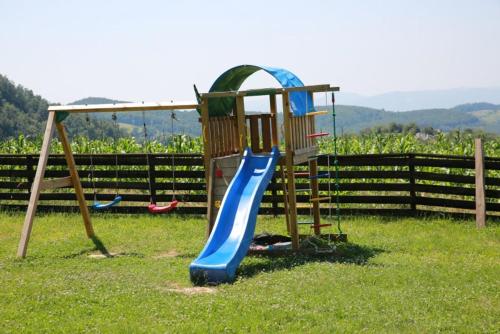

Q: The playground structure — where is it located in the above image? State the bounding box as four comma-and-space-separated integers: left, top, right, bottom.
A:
199, 68, 342, 244
16, 65, 345, 284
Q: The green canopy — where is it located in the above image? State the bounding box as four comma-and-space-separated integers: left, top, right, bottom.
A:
198, 65, 314, 117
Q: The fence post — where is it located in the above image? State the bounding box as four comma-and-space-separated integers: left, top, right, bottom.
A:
475, 138, 486, 228
26, 155, 35, 194
271, 173, 278, 217
148, 155, 157, 204
408, 153, 417, 213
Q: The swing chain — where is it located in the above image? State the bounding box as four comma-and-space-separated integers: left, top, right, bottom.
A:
170, 111, 177, 201
112, 112, 119, 196
331, 93, 342, 234
142, 111, 154, 204
86, 113, 97, 202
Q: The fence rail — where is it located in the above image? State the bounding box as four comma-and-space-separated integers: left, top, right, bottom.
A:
0, 153, 499, 217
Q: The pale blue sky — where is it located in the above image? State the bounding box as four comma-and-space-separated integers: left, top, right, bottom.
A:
1, 0, 499, 103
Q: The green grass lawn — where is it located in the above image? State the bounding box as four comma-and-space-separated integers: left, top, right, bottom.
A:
0, 212, 498, 333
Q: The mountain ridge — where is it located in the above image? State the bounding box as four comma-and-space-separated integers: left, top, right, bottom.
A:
1, 73, 499, 141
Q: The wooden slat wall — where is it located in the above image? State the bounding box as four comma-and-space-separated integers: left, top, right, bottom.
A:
208, 116, 239, 157
290, 115, 315, 151
0, 153, 499, 216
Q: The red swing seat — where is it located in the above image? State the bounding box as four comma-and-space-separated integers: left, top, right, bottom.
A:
147, 200, 179, 214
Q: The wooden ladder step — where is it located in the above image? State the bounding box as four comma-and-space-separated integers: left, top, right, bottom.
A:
306, 132, 329, 138
310, 223, 332, 228
310, 197, 330, 202
39, 176, 73, 191
306, 110, 328, 117
308, 173, 330, 179
298, 220, 313, 225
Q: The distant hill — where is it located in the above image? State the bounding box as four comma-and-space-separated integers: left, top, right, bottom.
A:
70, 98, 200, 140
338, 87, 500, 111
1, 73, 498, 141
70, 97, 128, 105
314, 103, 500, 134
0, 75, 119, 140
68, 99, 500, 137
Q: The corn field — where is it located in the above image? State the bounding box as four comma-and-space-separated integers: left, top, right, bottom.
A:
0, 132, 498, 156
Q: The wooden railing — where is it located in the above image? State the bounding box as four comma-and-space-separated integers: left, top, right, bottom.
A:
0, 153, 499, 217
290, 115, 315, 151
245, 114, 276, 153
207, 116, 239, 158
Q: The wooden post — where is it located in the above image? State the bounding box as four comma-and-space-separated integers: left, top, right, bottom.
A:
269, 94, 279, 146
309, 158, 321, 235
25, 155, 35, 195
235, 95, 247, 152
206, 159, 216, 237
17, 112, 56, 258
55, 122, 94, 238
271, 172, 278, 217
200, 97, 211, 181
475, 138, 486, 228
280, 160, 291, 234
282, 91, 299, 250
148, 155, 157, 204
408, 153, 417, 212
200, 97, 213, 234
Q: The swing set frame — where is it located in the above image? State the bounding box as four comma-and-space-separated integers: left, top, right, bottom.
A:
16, 101, 199, 258
17, 84, 345, 258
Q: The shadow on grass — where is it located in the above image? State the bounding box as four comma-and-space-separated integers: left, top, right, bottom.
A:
62, 235, 144, 259
237, 243, 384, 280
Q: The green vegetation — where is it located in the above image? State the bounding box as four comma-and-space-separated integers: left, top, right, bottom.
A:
0, 75, 119, 140
314, 103, 500, 134
2, 74, 500, 144
1, 130, 498, 157
81, 102, 500, 139
319, 131, 499, 157
0, 212, 498, 333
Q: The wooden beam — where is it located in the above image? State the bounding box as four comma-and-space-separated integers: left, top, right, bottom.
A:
475, 138, 486, 228
249, 115, 260, 153
55, 122, 95, 238
201, 84, 340, 98
49, 101, 199, 113
282, 91, 299, 250
261, 115, 272, 152
306, 110, 329, 117
309, 158, 321, 235
269, 95, 279, 146
200, 97, 211, 175
206, 159, 216, 238
235, 96, 247, 152
17, 112, 56, 258
39, 176, 73, 191
200, 97, 214, 235
279, 161, 290, 234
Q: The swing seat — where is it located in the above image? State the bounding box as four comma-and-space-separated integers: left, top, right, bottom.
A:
147, 200, 179, 214
92, 195, 123, 210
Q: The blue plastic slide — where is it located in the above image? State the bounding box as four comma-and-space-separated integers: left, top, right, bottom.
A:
190, 146, 280, 284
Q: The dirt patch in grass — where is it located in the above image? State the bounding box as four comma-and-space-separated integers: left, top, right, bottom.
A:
161, 282, 217, 295
87, 252, 121, 259
152, 250, 180, 259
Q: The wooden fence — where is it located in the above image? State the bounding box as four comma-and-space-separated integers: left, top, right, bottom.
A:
0, 153, 499, 217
